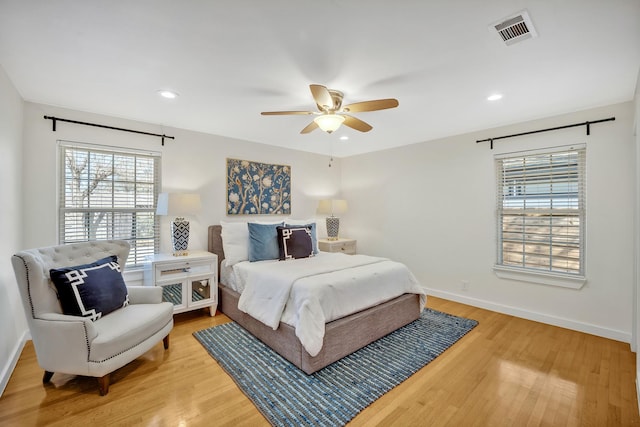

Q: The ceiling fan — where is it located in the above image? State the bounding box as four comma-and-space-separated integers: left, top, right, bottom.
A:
261, 84, 399, 134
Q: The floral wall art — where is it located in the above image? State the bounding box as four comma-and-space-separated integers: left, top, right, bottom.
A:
226, 158, 291, 215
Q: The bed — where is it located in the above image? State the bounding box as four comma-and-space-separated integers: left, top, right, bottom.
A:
208, 224, 426, 374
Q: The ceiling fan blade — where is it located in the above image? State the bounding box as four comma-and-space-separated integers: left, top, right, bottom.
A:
310, 84, 334, 111
342, 98, 399, 113
343, 115, 373, 132
261, 111, 314, 115
300, 121, 319, 134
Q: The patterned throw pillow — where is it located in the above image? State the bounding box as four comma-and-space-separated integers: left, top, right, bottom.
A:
284, 219, 319, 254
50, 255, 129, 321
276, 226, 314, 260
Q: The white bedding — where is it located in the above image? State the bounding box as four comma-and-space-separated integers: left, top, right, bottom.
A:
229, 252, 426, 356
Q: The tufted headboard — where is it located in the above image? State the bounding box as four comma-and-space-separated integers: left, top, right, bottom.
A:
207, 225, 225, 274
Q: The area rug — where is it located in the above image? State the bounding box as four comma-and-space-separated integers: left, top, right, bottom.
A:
193, 308, 477, 427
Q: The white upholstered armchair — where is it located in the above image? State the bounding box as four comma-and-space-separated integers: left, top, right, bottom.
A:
11, 240, 174, 395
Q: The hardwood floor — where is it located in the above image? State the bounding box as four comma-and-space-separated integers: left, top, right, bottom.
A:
1, 297, 638, 426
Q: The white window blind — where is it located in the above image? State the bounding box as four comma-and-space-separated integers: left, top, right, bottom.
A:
58, 141, 161, 268
496, 145, 585, 276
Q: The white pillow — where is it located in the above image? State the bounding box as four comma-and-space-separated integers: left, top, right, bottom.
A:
253, 219, 286, 225
284, 217, 316, 225
220, 221, 249, 266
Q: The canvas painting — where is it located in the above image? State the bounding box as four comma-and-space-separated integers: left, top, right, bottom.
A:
226, 158, 291, 215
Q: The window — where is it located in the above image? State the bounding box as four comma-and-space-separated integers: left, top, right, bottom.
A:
58, 141, 161, 268
495, 145, 585, 281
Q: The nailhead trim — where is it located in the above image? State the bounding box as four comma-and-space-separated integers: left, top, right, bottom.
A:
88, 320, 172, 363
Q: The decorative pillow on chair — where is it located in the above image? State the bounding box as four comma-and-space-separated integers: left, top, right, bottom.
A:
276, 226, 314, 260
248, 222, 283, 262
50, 255, 129, 321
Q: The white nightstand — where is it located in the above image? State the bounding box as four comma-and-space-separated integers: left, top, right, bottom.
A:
144, 251, 218, 316
318, 238, 357, 255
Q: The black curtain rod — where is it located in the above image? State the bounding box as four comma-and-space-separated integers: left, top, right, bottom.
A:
43, 115, 175, 146
476, 117, 615, 149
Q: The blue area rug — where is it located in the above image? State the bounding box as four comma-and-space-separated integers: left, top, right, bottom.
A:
193, 308, 477, 427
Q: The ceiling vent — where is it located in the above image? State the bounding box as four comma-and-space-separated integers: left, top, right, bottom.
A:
490, 10, 538, 46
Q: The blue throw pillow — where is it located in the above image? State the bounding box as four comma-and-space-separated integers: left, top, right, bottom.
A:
50, 255, 129, 321
248, 222, 284, 262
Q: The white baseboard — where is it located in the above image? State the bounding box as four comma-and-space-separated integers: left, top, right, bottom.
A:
426, 288, 631, 343
637, 377, 640, 416
0, 330, 29, 397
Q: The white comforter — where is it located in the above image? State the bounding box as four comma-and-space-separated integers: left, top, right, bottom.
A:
235, 252, 426, 356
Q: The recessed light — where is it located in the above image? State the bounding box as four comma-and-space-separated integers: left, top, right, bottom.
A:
487, 93, 503, 101
158, 90, 179, 99
340, 136, 349, 141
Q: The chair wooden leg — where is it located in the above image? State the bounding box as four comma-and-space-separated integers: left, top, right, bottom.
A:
43, 371, 54, 383
163, 334, 170, 350
97, 374, 110, 396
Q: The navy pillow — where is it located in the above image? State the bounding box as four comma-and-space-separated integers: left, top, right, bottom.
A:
277, 226, 314, 260
50, 255, 129, 321
286, 222, 319, 255
248, 222, 284, 262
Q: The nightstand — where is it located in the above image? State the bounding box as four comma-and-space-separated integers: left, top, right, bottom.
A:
318, 238, 357, 255
144, 251, 218, 316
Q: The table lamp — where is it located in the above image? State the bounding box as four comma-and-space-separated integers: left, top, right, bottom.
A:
317, 199, 347, 241
156, 192, 202, 256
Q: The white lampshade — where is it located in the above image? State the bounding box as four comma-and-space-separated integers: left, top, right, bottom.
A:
156, 193, 201, 256
156, 193, 202, 217
314, 114, 345, 133
317, 199, 348, 216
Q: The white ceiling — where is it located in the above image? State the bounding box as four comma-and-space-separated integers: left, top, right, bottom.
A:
1, 1, 639, 157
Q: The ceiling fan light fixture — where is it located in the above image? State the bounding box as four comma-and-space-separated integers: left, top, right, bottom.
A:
262, 84, 398, 134
314, 114, 345, 133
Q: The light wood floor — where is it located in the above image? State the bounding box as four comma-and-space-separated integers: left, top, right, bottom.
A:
1, 297, 639, 426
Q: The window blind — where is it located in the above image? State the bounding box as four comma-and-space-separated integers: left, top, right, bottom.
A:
58, 141, 161, 268
496, 145, 585, 276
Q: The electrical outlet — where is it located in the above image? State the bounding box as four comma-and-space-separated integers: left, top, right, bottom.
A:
461, 280, 469, 291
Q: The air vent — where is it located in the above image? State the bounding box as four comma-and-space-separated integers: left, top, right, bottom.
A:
490, 10, 538, 46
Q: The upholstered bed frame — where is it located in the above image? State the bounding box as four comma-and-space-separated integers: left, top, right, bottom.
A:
208, 225, 421, 374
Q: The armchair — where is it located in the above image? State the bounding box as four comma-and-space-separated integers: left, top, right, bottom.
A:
11, 240, 174, 395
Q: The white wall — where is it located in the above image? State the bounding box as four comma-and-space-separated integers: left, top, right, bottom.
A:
0, 66, 27, 395
342, 101, 636, 342
21, 102, 341, 272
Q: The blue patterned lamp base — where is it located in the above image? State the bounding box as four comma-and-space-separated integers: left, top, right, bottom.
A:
171, 217, 190, 256
326, 216, 340, 241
